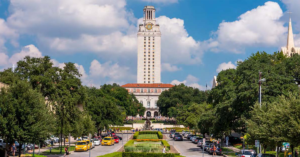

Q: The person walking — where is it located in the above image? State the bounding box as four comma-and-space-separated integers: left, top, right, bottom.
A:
213, 144, 217, 156
64, 145, 69, 157
162, 146, 166, 153
11, 143, 16, 157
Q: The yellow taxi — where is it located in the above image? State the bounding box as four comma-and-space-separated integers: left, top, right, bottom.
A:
85, 140, 92, 150
75, 141, 88, 152
101, 137, 115, 146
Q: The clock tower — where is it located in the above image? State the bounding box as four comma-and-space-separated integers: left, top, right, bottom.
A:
137, 6, 161, 83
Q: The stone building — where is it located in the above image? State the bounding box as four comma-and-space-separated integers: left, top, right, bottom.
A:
121, 83, 173, 117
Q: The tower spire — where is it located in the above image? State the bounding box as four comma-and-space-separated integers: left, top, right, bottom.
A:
287, 17, 295, 50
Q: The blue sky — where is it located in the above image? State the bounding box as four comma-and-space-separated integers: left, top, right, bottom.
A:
0, 0, 299, 89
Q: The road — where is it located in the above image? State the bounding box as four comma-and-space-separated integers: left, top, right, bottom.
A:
167, 136, 219, 157
62, 133, 131, 157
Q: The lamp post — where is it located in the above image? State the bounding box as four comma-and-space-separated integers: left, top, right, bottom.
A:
258, 71, 265, 154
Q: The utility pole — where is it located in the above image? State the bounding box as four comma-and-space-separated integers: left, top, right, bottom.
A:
258, 71, 265, 154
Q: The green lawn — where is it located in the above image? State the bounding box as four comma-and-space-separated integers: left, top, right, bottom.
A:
137, 134, 159, 139
41, 146, 75, 154
24, 154, 47, 157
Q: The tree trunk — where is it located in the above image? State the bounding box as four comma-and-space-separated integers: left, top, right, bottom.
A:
264, 144, 267, 153
18, 141, 21, 157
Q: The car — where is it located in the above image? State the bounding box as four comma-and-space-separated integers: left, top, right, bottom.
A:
93, 138, 101, 146
190, 135, 198, 141
187, 134, 196, 140
75, 141, 88, 152
101, 137, 115, 146
184, 132, 190, 138
90, 139, 95, 148
84, 140, 92, 150
193, 137, 202, 144
117, 136, 122, 140
82, 136, 88, 141
174, 135, 183, 141
203, 141, 213, 151
114, 136, 119, 143
238, 149, 257, 157
257, 154, 276, 157
94, 136, 102, 142
197, 140, 203, 147
172, 133, 180, 138
207, 145, 222, 155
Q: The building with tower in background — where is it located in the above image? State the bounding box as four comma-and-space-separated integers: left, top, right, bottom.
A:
122, 6, 173, 118
281, 18, 300, 56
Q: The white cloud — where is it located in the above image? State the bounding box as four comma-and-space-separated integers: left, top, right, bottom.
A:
206, 1, 286, 53
0, 19, 18, 51
171, 75, 208, 91
157, 16, 203, 64
216, 61, 236, 73
161, 63, 181, 72
141, 0, 178, 4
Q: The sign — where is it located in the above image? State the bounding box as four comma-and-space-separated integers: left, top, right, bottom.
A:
255, 140, 260, 147
203, 138, 206, 146
282, 142, 290, 151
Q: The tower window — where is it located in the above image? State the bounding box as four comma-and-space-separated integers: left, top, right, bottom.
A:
148, 81, 150, 83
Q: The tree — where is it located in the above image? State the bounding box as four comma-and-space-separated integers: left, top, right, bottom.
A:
157, 84, 207, 117
0, 80, 54, 157
85, 87, 123, 136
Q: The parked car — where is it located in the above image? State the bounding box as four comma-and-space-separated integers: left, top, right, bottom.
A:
114, 137, 119, 143
203, 141, 213, 151
238, 149, 257, 157
257, 154, 275, 157
183, 132, 190, 137
84, 140, 91, 150
173, 133, 180, 138
197, 140, 203, 147
101, 137, 115, 146
187, 134, 197, 140
75, 141, 88, 152
174, 135, 183, 141
93, 138, 100, 146
207, 144, 222, 155
90, 139, 95, 148
193, 138, 202, 144
190, 135, 198, 141
117, 136, 122, 140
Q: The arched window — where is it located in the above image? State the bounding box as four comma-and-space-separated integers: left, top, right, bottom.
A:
155, 89, 157, 93
147, 88, 150, 93
147, 101, 150, 107
141, 88, 143, 93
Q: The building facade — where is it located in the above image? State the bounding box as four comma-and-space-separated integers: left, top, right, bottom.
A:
121, 83, 173, 118
281, 18, 300, 56
137, 6, 161, 83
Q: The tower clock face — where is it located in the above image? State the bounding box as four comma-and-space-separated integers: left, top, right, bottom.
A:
146, 23, 153, 30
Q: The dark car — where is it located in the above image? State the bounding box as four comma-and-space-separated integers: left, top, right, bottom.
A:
193, 137, 202, 144
187, 134, 197, 140
117, 136, 122, 140
229, 136, 242, 145
174, 135, 183, 141
173, 133, 180, 138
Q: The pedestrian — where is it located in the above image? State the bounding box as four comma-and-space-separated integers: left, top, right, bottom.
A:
295, 150, 298, 157
162, 146, 166, 153
213, 144, 217, 156
11, 143, 16, 156
64, 145, 69, 157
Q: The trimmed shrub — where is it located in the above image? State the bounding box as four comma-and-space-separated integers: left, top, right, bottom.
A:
122, 152, 180, 157
157, 131, 163, 139
125, 140, 135, 147
161, 140, 170, 150
135, 139, 161, 142
139, 131, 159, 135
110, 127, 133, 131
97, 152, 122, 157
133, 132, 139, 139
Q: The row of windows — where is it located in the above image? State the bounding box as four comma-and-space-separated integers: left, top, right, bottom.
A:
144, 71, 155, 73
144, 58, 155, 60
144, 48, 155, 50
144, 55, 155, 57
144, 37, 155, 40
144, 45, 155, 47
144, 65, 155, 67
144, 61, 155, 63
140, 100, 157, 107
144, 68, 155, 70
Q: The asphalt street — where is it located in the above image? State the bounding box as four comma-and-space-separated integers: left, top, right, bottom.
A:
167, 136, 219, 157
62, 133, 131, 157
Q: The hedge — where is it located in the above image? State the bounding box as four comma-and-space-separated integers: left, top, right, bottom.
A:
157, 131, 163, 139
133, 132, 139, 139
97, 152, 122, 157
124, 140, 135, 147
161, 140, 170, 150
123, 152, 180, 157
110, 127, 133, 131
134, 131, 162, 139
134, 139, 161, 142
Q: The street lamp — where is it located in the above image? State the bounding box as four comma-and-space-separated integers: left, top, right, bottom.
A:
258, 72, 266, 108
